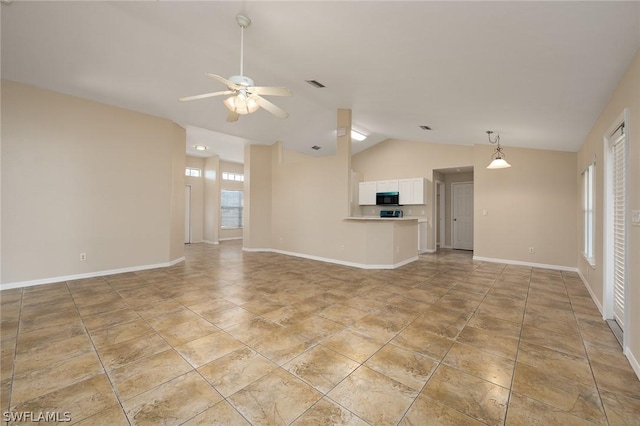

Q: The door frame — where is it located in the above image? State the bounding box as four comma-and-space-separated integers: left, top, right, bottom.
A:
603, 109, 629, 351
434, 180, 446, 248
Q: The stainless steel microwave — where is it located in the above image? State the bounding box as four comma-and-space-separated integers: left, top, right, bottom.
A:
376, 191, 400, 205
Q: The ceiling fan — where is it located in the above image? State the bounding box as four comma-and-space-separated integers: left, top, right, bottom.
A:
179, 14, 292, 122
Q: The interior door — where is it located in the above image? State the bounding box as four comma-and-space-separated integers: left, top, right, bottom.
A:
452, 182, 474, 250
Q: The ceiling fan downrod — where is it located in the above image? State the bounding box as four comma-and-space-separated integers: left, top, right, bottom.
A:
236, 14, 251, 77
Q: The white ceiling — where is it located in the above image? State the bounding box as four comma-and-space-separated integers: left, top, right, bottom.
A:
2, 1, 639, 163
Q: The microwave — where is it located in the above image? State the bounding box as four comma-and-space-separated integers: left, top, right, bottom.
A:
376, 191, 400, 205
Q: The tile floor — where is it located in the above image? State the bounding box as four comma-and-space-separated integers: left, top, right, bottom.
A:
1, 241, 640, 425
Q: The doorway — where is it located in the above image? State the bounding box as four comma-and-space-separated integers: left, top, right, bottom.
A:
452, 182, 474, 250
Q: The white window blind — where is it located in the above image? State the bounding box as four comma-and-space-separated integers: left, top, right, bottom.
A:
611, 123, 626, 329
221, 190, 243, 229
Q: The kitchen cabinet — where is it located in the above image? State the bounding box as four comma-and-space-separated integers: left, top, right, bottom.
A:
399, 178, 426, 205
376, 180, 399, 193
358, 178, 426, 205
358, 181, 377, 205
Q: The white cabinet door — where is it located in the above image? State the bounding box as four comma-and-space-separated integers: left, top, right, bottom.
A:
376, 180, 399, 193
411, 178, 425, 204
399, 179, 413, 205
358, 181, 377, 205
399, 178, 425, 205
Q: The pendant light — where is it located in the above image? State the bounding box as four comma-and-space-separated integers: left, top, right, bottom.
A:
486, 131, 511, 169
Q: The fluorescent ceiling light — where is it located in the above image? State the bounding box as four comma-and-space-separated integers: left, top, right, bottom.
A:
351, 130, 367, 141
194, 145, 208, 151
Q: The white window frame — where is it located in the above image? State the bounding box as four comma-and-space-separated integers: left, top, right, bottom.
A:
222, 172, 244, 182
185, 167, 201, 177
220, 189, 243, 229
582, 162, 595, 266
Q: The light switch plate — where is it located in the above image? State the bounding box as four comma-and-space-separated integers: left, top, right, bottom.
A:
632, 210, 640, 226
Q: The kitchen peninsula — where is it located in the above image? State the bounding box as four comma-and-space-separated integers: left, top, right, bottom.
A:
343, 216, 419, 268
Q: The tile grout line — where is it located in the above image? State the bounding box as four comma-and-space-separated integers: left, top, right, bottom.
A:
502, 265, 533, 426
66, 276, 133, 426
5, 286, 25, 414
563, 270, 611, 426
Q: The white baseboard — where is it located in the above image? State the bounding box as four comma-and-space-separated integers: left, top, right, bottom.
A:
1, 257, 186, 291
421, 249, 437, 254
626, 348, 640, 381
576, 268, 604, 315
243, 247, 417, 270
577, 270, 640, 381
203, 240, 219, 245
242, 247, 271, 252
472, 256, 579, 272
219, 237, 243, 241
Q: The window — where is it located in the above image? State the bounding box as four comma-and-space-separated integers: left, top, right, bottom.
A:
222, 172, 244, 182
185, 167, 201, 177
582, 163, 595, 264
221, 190, 243, 229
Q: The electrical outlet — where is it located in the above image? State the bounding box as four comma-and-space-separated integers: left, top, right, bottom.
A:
528, 247, 535, 254
80, 253, 87, 261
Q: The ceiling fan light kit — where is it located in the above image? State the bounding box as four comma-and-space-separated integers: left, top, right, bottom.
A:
179, 14, 292, 122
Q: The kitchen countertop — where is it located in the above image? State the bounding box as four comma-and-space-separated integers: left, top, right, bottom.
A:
345, 216, 424, 222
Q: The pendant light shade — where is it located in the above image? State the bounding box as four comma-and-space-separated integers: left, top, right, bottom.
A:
487, 157, 511, 169
486, 131, 511, 169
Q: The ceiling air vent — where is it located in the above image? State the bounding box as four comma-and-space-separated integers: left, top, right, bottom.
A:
306, 80, 326, 88
311, 145, 322, 150
419, 125, 432, 130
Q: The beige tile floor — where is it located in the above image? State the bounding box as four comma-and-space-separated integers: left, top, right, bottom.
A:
1, 241, 640, 425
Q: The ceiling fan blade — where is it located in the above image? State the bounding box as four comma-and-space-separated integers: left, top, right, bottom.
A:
250, 86, 292, 97
227, 110, 240, 122
205, 73, 240, 90
179, 90, 234, 102
253, 95, 289, 119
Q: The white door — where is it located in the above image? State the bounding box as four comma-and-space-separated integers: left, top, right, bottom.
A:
185, 185, 191, 244
607, 122, 627, 330
452, 182, 474, 250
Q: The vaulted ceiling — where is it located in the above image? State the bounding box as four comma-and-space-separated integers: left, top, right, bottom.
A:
2, 1, 639, 162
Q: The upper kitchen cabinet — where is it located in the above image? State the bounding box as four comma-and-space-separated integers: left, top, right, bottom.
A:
376, 180, 399, 193
399, 178, 426, 205
358, 181, 377, 205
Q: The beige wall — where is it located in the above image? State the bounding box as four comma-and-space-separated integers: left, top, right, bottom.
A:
473, 144, 577, 267
1, 80, 185, 286
246, 109, 379, 264
269, 119, 355, 260
244, 145, 272, 250
352, 139, 577, 264
352, 139, 474, 251
203, 155, 220, 244
185, 156, 205, 243
577, 50, 640, 369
